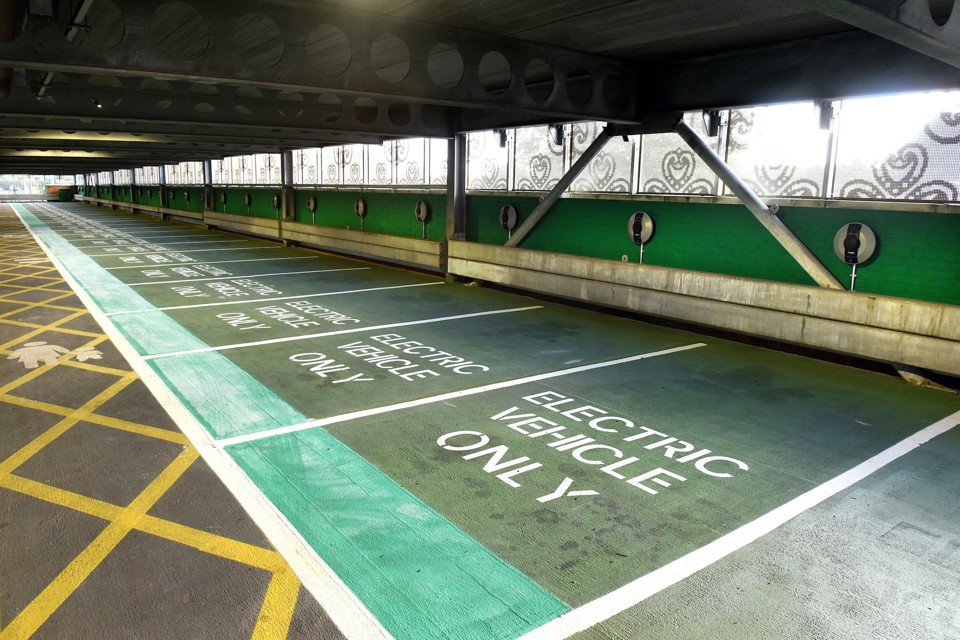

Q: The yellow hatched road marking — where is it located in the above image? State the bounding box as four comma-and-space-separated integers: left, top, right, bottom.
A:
0, 448, 199, 640
0, 372, 138, 476
0, 473, 283, 572
0, 275, 66, 287
0, 393, 190, 445
58, 359, 130, 377
0, 288, 75, 303
0, 205, 305, 638
0, 301, 86, 319
0, 333, 113, 394
0, 310, 93, 350
0, 318, 100, 339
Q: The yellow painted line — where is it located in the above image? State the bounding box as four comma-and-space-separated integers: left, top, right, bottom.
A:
252, 568, 302, 640
0, 372, 138, 476
0, 474, 118, 521
52, 358, 129, 377
86, 414, 190, 446
138, 516, 285, 573
0, 448, 199, 640
0, 392, 74, 417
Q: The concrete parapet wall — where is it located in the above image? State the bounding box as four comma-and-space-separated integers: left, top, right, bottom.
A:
282, 221, 442, 271
204, 210, 280, 238
448, 241, 960, 376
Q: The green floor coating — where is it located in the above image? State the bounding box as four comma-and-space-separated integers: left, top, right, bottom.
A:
17, 203, 960, 640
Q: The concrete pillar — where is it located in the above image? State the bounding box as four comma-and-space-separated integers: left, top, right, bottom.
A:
281, 150, 295, 221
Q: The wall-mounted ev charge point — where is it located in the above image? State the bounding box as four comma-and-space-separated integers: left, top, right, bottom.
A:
499, 204, 518, 238
833, 222, 877, 291
218, 191, 227, 208
355, 198, 367, 230
242, 192, 252, 213
307, 195, 318, 223
182, 191, 190, 202
272, 193, 281, 219
415, 200, 431, 238
627, 211, 655, 263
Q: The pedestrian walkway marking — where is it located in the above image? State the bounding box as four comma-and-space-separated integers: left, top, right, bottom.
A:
218, 342, 706, 447
106, 281, 436, 316
518, 408, 960, 640
143, 303, 543, 359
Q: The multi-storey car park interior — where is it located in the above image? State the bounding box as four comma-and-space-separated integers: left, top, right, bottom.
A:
1, 1, 959, 639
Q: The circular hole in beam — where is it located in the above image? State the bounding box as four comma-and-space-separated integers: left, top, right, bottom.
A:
151, 1, 210, 61
524, 58, 554, 102
387, 103, 411, 127
233, 13, 285, 68
428, 43, 463, 89
306, 24, 351, 75
68, 0, 124, 53
370, 33, 411, 83
479, 51, 511, 96
354, 98, 379, 124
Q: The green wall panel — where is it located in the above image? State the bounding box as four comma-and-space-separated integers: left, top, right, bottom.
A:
210, 187, 283, 219
294, 189, 446, 241
466, 195, 960, 305
164, 186, 205, 213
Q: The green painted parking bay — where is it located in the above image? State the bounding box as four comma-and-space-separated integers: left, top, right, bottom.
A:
17, 203, 960, 640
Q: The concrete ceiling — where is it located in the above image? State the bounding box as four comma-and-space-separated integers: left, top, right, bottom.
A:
1, 0, 959, 174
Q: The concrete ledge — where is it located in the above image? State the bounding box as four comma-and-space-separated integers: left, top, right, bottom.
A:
282, 221, 442, 271
448, 242, 960, 376
203, 210, 280, 238
160, 206, 202, 221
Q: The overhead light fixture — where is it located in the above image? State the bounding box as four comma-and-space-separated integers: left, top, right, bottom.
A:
814, 100, 836, 130
548, 124, 564, 146
702, 109, 721, 137
91, 98, 102, 109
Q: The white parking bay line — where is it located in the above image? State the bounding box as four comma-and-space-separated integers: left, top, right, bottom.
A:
95, 267, 371, 289
72, 239, 249, 248
87, 246, 280, 257
143, 304, 544, 360
217, 343, 707, 447
515, 408, 960, 640
104, 256, 319, 270
106, 281, 441, 316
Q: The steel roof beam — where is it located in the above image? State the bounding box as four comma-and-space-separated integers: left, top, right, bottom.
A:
0, 77, 451, 139
814, 0, 960, 69
0, 0, 638, 123
639, 30, 960, 115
